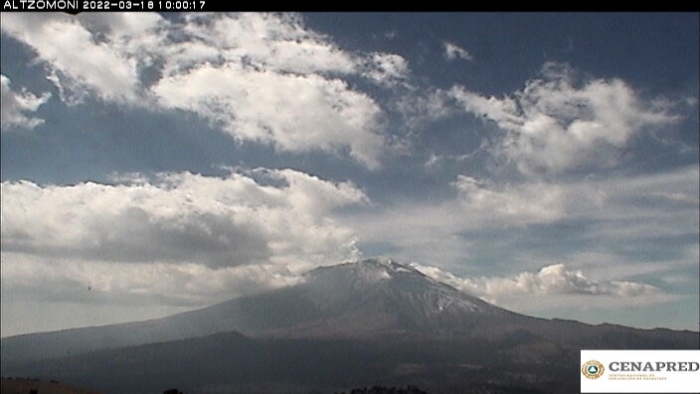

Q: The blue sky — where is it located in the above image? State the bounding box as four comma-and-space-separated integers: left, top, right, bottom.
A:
1, 12, 698, 336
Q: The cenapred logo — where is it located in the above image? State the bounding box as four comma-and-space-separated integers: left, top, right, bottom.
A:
581, 350, 700, 393
582, 360, 605, 379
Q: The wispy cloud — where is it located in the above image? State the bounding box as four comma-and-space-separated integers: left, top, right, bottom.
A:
347, 165, 698, 282
443, 41, 473, 61
453, 176, 565, 224
0, 253, 305, 307
0, 74, 50, 130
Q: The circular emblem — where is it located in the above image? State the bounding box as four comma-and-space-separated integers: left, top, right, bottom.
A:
582, 360, 605, 379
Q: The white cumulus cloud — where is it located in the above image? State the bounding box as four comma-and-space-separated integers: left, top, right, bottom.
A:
0, 169, 366, 269
413, 263, 661, 299
0, 13, 154, 104
448, 62, 679, 175
152, 63, 384, 168
410, 262, 671, 315
1, 12, 411, 168
0, 168, 368, 307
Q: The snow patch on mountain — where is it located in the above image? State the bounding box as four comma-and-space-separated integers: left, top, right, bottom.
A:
304, 258, 509, 322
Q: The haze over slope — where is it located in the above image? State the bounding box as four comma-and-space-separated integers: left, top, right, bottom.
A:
1, 259, 511, 363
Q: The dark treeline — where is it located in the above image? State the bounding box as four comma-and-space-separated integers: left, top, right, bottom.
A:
335, 386, 429, 394
159, 386, 426, 394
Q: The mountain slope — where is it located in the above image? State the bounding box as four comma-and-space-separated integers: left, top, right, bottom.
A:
4, 325, 697, 394
2, 258, 512, 364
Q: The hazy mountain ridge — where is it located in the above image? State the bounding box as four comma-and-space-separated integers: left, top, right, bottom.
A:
1, 259, 513, 363
1, 377, 101, 394
2, 258, 698, 393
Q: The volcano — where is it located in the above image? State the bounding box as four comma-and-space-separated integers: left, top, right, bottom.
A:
2, 258, 698, 394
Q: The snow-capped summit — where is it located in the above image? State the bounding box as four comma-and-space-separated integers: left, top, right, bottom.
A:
307, 258, 418, 286
289, 258, 511, 337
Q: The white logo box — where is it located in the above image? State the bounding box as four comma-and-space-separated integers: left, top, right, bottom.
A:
581, 350, 700, 393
